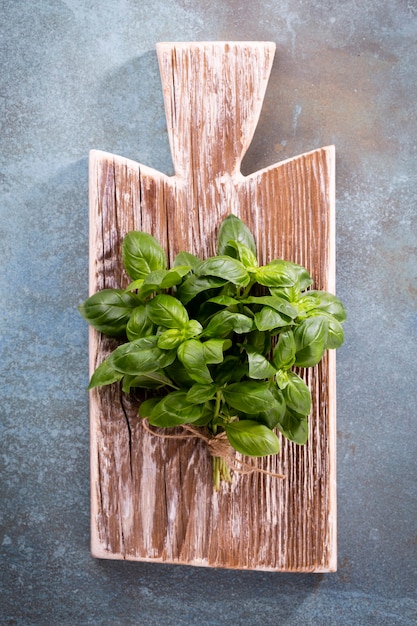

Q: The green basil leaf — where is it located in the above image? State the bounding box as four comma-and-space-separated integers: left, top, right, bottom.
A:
217, 214, 257, 258
122, 231, 166, 279
294, 316, 328, 367
177, 339, 212, 384
157, 328, 185, 349
227, 240, 258, 268
122, 371, 173, 392
256, 387, 286, 429
254, 306, 292, 331
87, 356, 123, 389
185, 319, 204, 338
256, 260, 312, 289
282, 372, 311, 414
303, 290, 347, 322
245, 347, 277, 379
164, 359, 196, 386
126, 304, 154, 341
268, 260, 313, 290
206, 295, 239, 306
276, 409, 309, 445
173, 251, 201, 269
275, 369, 289, 389
324, 315, 345, 349
246, 329, 271, 355
223, 382, 276, 414
272, 329, 296, 370
176, 275, 227, 304
78, 289, 139, 337
147, 294, 189, 329
148, 391, 208, 427
195, 256, 250, 287
202, 338, 230, 364
138, 268, 189, 298
138, 397, 161, 418
203, 310, 253, 338
270, 284, 301, 304
111, 336, 176, 374
124, 279, 144, 292
224, 420, 279, 456
213, 356, 248, 385
244, 295, 298, 319
186, 384, 217, 404
306, 311, 345, 349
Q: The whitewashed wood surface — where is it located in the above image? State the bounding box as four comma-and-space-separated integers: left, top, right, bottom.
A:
88, 41, 336, 571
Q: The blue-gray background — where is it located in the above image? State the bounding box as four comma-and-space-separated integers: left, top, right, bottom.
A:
1, 1, 416, 624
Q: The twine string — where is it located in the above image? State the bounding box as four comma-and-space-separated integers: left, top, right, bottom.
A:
141, 419, 285, 480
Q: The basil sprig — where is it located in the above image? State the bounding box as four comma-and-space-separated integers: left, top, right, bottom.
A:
79, 214, 346, 486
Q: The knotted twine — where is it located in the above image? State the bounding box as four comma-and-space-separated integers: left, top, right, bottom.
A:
141, 419, 285, 480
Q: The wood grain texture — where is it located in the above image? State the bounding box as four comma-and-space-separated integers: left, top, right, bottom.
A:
89, 42, 337, 571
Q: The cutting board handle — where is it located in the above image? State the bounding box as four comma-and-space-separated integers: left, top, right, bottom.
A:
156, 42, 276, 179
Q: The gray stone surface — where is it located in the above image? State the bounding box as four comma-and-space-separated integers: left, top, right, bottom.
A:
1, 1, 416, 624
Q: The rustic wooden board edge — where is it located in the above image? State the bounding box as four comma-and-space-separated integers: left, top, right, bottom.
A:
87, 145, 337, 572
90, 42, 337, 573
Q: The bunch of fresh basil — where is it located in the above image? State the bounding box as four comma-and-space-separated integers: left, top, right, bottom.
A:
79, 215, 346, 483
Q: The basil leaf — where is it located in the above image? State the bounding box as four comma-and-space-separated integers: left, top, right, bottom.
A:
138, 397, 161, 417
207, 295, 239, 307
272, 329, 296, 370
122, 371, 173, 392
203, 310, 253, 338
294, 316, 328, 367
324, 315, 345, 349
276, 409, 309, 445
176, 275, 227, 304
78, 289, 139, 337
282, 372, 311, 414
254, 306, 292, 331
164, 359, 196, 386
124, 279, 144, 292
148, 391, 208, 427
306, 311, 345, 349
224, 420, 279, 456
270, 284, 301, 304
244, 295, 298, 319
126, 304, 154, 341
177, 339, 213, 384
88, 356, 123, 389
157, 328, 185, 349
202, 338, 230, 363
269, 260, 313, 290
147, 294, 189, 329
173, 251, 200, 269
111, 336, 176, 374
245, 347, 277, 380
186, 384, 217, 404
195, 256, 250, 287
185, 319, 204, 338
223, 382, 276, 414
122, 231, 166, 279
214, 356, 248, 385
256, 260, 312, 289
303, 290, 347, 322
227, 241, 258, 268
217, 214, 257, 258
256, 388, 286, 429
139, 268, 190, 298
275, 369, 289, 390
246, 329, 271, 355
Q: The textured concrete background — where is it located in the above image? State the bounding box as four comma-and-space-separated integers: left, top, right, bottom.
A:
1, 1, 416, 624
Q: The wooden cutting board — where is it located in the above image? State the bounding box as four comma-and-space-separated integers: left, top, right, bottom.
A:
88, 41, 337, 571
